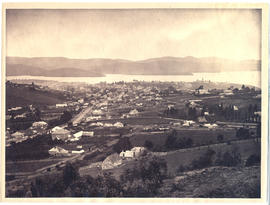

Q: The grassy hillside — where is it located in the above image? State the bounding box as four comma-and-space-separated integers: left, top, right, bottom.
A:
160, 166, 260, 198
6, 84, 66, 108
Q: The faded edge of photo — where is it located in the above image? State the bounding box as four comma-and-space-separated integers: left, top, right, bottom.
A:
0, 2, 269, 203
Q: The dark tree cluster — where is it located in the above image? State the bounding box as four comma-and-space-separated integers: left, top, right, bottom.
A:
48, 111, 73, 128
215, 148, 242, 167
6, 134, 62, 161
191, 149, 215, 169
187, 107, 197, 120
120, 156, 167, 197
245, 154, 260, 167
22, 157, 167, 197
165, 130, 193, 150
113, 137, 132, 153
236, 128, 250, 139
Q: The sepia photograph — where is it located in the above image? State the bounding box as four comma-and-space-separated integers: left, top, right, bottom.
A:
1, 2, 268, 202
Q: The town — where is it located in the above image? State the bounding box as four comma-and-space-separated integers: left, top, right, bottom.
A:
5, 79, 261, 197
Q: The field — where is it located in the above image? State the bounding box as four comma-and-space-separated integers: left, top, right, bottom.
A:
6, 159, 62, 173
156, 138, 260, 175
129, 128, 238, 148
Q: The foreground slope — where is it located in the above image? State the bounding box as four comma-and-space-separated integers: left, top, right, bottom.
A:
161, 166, 260, 198
6, 83, 65, 108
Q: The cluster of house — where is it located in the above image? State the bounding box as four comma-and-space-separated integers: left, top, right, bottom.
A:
6, 121, 48, 146
89, 121, 124, 128
194, 86, 235, 97
48, 145, 85, 157
171, 120, 218, 130
50, 126, 94, 142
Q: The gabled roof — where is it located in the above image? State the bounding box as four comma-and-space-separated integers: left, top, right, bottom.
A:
52, 127, 70, 134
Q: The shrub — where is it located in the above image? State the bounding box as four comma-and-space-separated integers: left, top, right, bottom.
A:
144, 140, 154, 150
236, 128, 250, 139
192, 149, 215, 169
245, 154, 260, 167
113, 137, 132, 153
120, 156, 167, 197
216, 150, 241, 167
165, 130, 193, 150
177, 165, 186, 173
217, 134, 224, 143
63, 163, 79, 187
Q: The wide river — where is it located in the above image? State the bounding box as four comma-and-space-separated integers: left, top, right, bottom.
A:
7, 71, 261, 88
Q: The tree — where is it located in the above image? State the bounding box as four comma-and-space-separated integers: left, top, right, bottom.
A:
113, 137, 132, 153
245, 154, 260, 166
256, 122, 261, 141
165, 130, 177, 149
63, 163, 79, 187
233, 88, 239, 94
219, 151, 241, 167
121, 156, 167, 196
144, 140, 153, 150
192, 148, 215, 169
236, 128, 250, 139
35, 108, 41, 121
60, 111, 72, 123
197, 85, 204, 90
217, 134, 224, 143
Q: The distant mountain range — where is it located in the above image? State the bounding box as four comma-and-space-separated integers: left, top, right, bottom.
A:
6, 56, 260, 77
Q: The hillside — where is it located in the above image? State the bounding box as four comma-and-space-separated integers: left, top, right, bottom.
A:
6, 64, 104, 77
6, 56, 260, 77
6, 83, 66, 108
160, 166, 260, 198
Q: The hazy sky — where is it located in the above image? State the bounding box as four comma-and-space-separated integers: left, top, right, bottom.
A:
6, 9, 261, 60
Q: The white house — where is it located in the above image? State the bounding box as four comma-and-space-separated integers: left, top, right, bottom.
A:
48, 146, 69, 157
183, 120, 195, 127
114, 122, 124, 128
120, 150, 134, 158
8, 107, 22, 112
195, 89, 210, 95
51, 126, 72, 141
92, 109, 104, 116
56, 103, 68, 108
11, 131, 24, 139
104, 123, 113, 127
69, 131, 83, 141
224, 90, 234, 96
78, 98, 84, 104
204, 123, 218, 129
119, 147, 147, 159
32, 121, 48, 129
86, 116, 101, 121
131, 147, 147, 157
71, 149, 85, 154
82, 131, 94, 137
233, 106, 239, 111
14, 113, 27, 119
129, 109, 139, 115
74, 131, 83, 138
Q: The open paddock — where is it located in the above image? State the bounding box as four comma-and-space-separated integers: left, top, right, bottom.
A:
155, 138, 260, 175
129, 127, 240, 149
6, 159, 62, 173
